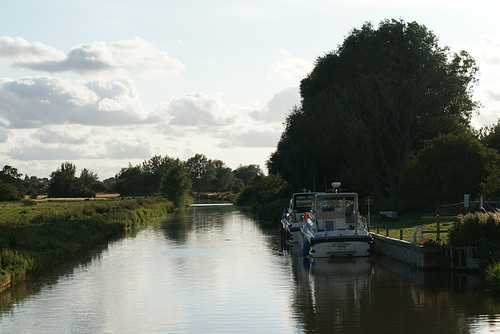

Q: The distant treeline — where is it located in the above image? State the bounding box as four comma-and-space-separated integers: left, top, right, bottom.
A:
0, 154, 263, 207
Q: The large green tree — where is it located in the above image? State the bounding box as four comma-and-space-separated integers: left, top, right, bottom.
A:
185, 154, 216, 192
268, 19, 479, 198
211, 160, 235, 192
0, 165, 25, 197
400, 128, 500, 206
49, 162, 95, 198
160, 159, 192, 206
233, 164, 263, 186
480, 119, 500, 153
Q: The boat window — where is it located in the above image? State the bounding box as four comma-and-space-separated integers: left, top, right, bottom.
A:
318, 197, 344, 212
317, 196, 356, 213
345, 197, 355, 214
294, 194, 314, 213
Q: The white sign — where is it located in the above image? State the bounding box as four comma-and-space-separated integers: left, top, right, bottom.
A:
464, 194, 470, 208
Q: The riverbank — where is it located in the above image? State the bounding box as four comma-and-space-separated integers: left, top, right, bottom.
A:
0, 196, 175, 291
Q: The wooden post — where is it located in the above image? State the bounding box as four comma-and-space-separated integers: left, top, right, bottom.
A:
400, 229, 403, 240
436, 215, 441, 241
386, 227, 389, 237
377, 226, 379, 234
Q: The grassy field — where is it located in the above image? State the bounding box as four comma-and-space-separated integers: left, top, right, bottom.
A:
367, 211, 459, 244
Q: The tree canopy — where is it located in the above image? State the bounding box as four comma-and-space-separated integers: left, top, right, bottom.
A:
400, 128, 500, 207
160, 159, 192, 206
268, 19, 480, 200
49, 162, 96, 198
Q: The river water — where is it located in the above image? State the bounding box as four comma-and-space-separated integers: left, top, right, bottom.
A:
1, 204, 500, 333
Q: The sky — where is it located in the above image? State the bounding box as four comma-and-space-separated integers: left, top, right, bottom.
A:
1, 0, 499, 180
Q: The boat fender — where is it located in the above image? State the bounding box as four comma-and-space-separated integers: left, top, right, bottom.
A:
304, 212, 310, 222
302, 240, 310, 256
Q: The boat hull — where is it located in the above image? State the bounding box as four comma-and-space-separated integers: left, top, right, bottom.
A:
299, 230, 373, 258
307, 236, 373, 258
285, 225, 302, 243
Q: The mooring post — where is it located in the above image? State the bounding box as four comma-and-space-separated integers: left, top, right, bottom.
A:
386, 227, 389, 237
400, 229, 403, 240
436, 215, 441, 242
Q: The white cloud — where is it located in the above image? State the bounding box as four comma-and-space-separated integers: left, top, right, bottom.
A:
31, 126, 91, 144
479, 36, 500, 66
268, 57, 313, 81
217, 130, 281, 148
0, 127, 14, 143
9, 130, 155, 161
251, 86, 300, 122
0, 36, 66, 64
0, 76, 146, 128
157, 92, 234, 128
0, 36, 185, 78
102, 137, 155, 159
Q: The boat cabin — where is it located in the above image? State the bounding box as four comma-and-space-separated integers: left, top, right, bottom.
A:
313, 193, 358, 231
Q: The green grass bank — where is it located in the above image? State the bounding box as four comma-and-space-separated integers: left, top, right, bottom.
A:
0, 196, 175, 291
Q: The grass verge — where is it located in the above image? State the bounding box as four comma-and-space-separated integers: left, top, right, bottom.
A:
368, 211, 457, 244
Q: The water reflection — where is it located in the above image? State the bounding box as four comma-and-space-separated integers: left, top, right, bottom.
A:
280, 240, 500, 334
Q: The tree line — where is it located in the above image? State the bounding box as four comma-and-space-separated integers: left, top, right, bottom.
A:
267, 19, 500, 211
0, 154, 263, 206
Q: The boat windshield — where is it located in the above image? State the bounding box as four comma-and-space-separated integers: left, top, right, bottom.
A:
317, 196, 356, 213
293, 194, 314, 213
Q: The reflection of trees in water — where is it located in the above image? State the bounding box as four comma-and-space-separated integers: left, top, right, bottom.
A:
159, 205, 232, 244
289, 253, 500, 334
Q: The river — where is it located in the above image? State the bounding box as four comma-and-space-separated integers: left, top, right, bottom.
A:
1, 204, 500, 333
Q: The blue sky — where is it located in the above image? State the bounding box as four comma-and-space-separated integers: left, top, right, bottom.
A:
1, 0, 499, 179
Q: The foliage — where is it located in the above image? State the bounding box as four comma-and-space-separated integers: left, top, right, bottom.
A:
419, 237, 439, 247
449, 211, 500, 270
49, 162, 96, 198
160, 159, 192, 206
212, 160, 236, 192
236, 174, 293, 222
480, 119, 500, 153
233, 164, 263, 186
485, 262, 500, 292
0, 165, 26, 196
115, 154, 241, 196
185, 154, 217, 192
400, 128, 500, 205
268, 19, 479, 201
115, 164, 146, 196
0, 183, 22, 201
0, 249, 34, 286
115, 155, 177, 196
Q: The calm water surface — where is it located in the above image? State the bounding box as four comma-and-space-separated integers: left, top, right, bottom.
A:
1, 204, 500, 333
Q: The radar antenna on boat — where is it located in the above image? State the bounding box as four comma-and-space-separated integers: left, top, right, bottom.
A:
331, 182, 341, 193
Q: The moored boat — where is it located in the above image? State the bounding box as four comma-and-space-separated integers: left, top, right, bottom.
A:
299, 183, 373, 258
281, 191, 315, 243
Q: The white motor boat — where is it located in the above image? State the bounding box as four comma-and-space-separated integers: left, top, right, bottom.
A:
281, 192, 315, 243
299, 183, 373, 257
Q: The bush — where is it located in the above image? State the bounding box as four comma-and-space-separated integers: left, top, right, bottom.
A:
22, 199, 37, 207
485, 262, 500, 292
0, 183, 21, 201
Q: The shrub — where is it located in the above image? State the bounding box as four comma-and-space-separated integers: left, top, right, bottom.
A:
22, 199, 37, 207
485, 262, 500, 292
0, 183, 21, 201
